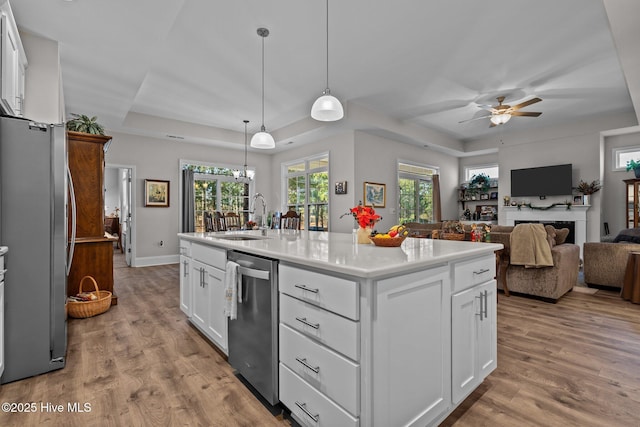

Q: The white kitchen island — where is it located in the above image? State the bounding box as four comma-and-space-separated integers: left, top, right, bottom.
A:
178, 230, 502, 427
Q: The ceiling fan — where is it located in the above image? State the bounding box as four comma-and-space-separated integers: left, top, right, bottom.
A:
460, 96, 542, 127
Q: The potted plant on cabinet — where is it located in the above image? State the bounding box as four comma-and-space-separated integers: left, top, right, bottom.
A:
626, 160, 640, 178
66, 113, 105, 135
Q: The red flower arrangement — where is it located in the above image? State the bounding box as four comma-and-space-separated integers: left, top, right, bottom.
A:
342, 202, 381, 228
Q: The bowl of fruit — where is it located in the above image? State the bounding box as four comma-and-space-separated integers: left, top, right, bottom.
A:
369, 225, 409, 247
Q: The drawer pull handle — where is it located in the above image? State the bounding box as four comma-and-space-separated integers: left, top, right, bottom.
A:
295, 356, 320, 373
295, 401, 319, 422
473, 268, 490, 275
295, 283, 319, 293
295, 317, 320, 329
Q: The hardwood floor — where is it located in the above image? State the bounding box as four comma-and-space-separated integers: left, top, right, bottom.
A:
1, 253, 639, 426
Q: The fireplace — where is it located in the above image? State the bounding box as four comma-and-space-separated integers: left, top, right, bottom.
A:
504, 205, 589, 258
514, 220, 575, 244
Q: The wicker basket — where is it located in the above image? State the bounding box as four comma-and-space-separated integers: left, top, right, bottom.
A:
442, 232, 466, 241
67, 276, 112, 319
369, 235, 407, 247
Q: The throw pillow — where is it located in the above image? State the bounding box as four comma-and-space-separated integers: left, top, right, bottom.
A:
554, 228, 570, 245
544, 225, 557, 248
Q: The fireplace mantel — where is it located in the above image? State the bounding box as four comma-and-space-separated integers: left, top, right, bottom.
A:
504, 205, 589, 258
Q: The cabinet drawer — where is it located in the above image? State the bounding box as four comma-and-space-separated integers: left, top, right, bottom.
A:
191, 243, 226, 269
280, 294, 359, 361
453, 255, 495, 292
280, 264, 359, 320
280, 323, 359, 416
179, 239, 191, 257
280, 363, 359, 427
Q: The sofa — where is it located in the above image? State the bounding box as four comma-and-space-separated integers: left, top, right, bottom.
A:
583, 242, 640, 289
491, 224, 580, 302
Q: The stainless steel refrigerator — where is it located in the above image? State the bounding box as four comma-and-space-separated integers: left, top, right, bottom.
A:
0, 116, 67, 383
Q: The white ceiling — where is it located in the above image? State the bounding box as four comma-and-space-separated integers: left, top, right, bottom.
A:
11, 0, 640, 155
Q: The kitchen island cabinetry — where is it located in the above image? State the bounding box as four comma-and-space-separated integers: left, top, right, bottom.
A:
187, 243, 228, 355
177, 230, 501, 426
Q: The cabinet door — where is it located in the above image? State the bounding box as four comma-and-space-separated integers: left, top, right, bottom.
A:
0, 280, 4, 377
179, 255, 191, 317
373, 266, 451, 427
477, 281, 497, 379
451, 280, 497, 404
1, 14, 18, 115
451, 285, 480, 404
205, 265, 228, 354
190, 259, 209, 332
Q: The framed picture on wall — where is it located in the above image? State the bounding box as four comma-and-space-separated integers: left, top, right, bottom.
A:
145, 179, 170, 207
364, 182, 386, 207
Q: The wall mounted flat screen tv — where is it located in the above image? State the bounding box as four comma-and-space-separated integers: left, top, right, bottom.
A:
510, 164, 573, 197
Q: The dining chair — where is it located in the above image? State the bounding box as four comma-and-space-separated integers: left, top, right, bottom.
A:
280, 210, 301, 230
204, 211, 215, 232
224, 212, 241, 230
214, 211, 226, 231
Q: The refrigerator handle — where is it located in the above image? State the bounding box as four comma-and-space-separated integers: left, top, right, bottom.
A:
66, 165, 77, 276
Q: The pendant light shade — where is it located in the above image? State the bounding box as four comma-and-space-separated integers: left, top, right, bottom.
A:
251, 28, 275, 149
311, 0, 343, 122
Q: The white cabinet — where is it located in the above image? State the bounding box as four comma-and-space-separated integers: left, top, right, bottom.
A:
372, 266, 451, 427
179, 255, 191, 317
279, 264, 361, 427
0, 1, 27, 116
451, 280, 497, 404
0, 250, 5, 378
186, 244, 228, 355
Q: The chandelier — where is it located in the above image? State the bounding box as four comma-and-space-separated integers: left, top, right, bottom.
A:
233, 120, 255, 182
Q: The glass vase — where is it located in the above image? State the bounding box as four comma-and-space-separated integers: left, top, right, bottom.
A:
357, 226, 372, 244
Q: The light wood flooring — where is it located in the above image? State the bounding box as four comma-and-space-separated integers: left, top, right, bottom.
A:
1, 252, 639, 426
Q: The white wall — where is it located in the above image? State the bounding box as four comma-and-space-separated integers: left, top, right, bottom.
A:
105, 131, 272, 264
104, 167, 119, 217
354, 131, 459, 232
20, 30, 64, 124
603, 129, 640, 234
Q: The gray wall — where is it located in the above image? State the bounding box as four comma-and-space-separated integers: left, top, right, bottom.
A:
105, 131, 272, 265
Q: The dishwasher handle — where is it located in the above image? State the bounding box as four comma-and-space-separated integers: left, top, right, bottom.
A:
238, 265, 270, 281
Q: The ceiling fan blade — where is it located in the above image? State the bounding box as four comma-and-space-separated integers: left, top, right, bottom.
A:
511, 97, 542, 111
510, 111, 542, 117
459, 115, 491, 124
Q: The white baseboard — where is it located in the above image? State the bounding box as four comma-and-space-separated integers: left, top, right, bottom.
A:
134, 254, 179, 267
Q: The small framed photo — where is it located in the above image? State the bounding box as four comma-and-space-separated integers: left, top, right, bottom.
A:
364, 182, 386, 207
335, 181, 347, 195
573, 195, 583, 205
490, 191, 498, 200
480, 193, 490, 200
145, 179, 170, 207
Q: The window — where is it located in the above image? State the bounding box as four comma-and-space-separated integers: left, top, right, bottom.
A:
398, 162, 438, 224
283, 154, 329, 230
186, 164, 252, 232
613, 146, 640, 171
464, 164, 499, 182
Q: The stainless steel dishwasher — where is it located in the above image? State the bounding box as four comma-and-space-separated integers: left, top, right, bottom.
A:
227, 250, 279, 405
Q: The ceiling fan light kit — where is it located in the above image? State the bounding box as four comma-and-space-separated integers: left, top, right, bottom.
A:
250, 27, 275, 149
463, 96, 542, 127
311, 0, 343, 122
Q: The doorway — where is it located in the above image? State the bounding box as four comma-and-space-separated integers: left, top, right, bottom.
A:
105, 164, 136, 267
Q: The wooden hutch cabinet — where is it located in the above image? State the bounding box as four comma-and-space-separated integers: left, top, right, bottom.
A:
67, 131, 117, 304
624, 178, 640, 229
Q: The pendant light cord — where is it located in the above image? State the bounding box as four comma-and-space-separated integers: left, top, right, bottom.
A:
325, 0, 329, 91
244, 120, 249, 171
261, 32, 266, 130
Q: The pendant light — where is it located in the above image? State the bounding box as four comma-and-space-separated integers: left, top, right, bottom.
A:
250, 28, 275, 149
311, 0, 343, 121
233, 120, 255, 182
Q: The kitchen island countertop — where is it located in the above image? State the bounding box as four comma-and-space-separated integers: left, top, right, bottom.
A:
178, 230, 502, 279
